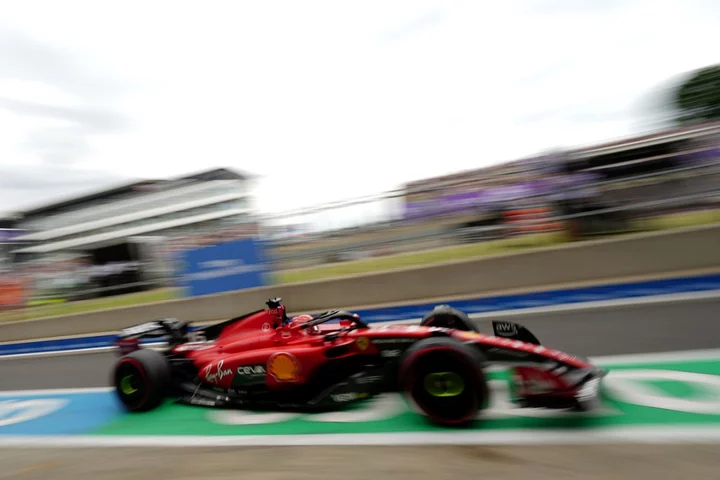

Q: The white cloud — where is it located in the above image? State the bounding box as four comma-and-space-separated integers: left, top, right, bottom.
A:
0, 0, 719, 219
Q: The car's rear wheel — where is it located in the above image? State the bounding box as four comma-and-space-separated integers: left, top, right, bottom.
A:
398, 337, 488, 426
113, 348, 171, 412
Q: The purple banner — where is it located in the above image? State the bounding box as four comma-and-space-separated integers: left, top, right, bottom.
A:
676, 147, 720, 165
0, 229, 24, 243
403, 172, 604, 220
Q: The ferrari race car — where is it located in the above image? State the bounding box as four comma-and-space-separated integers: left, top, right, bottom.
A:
111, 298, 606, 426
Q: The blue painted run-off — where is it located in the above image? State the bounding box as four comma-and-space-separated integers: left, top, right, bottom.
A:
0, 390, 121, 435
2, 273, 719, 357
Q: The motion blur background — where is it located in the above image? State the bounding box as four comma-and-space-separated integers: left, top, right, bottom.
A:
1, 0, 719, 319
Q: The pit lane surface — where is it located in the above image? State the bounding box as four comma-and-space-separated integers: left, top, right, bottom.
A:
2, 445, 717, 480
1, 296, 719, 391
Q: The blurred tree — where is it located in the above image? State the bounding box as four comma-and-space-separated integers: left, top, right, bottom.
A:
671, 64, 720, 126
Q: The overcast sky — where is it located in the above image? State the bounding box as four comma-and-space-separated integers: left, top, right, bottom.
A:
0, 0, 718, 218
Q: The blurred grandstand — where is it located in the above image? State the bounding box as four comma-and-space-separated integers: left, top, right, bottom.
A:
1, 121, 720, 310
271, 121, 720, 269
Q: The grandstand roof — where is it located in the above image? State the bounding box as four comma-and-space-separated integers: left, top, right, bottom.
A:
20, 179, 160, 218
403, 121, 720, 189
568, 120, 720, 160
18, 168, 249, 219
405, 160, 520, 190
0, 216, 18, 229
179, 167, 252, 182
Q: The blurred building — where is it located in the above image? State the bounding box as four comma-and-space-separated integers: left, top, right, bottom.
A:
562, 121, 720, 179
7, 168, 255, 299
561, 121, 720, 215
0, 214, 21, 273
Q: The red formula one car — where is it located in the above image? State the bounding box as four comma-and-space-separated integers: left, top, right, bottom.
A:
111, 298, 606, 426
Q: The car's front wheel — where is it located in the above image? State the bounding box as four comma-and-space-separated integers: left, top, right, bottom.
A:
113, 348, 171, 412
398, 337, 488, 426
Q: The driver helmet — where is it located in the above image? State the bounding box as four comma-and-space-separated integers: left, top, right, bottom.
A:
290, 314, 318, 333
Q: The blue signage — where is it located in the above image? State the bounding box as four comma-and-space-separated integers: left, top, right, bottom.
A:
178, 238, 272, 297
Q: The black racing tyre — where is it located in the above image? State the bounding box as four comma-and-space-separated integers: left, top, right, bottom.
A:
420, 305, 479, 332
398, 337, 488, 426
113, 348, 171, 412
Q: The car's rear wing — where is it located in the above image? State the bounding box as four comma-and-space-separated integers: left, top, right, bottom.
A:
114, 318, 190, 355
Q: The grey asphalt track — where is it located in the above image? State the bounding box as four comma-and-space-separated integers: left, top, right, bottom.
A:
1, 295, 719, 391
2, 445, 718, 480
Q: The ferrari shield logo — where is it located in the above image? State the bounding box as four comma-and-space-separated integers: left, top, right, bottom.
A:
267, 352, 300, 382
356, 337, 369, 351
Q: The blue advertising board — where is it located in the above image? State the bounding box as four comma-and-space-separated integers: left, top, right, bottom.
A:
178, 238, 272, 297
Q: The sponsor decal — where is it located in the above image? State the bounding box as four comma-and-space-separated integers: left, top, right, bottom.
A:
494, 322, 519, 336
488, 347, 530, 358
331, 392, 360, 403
204, 360, 233, 384
121, 322, 162, 337
187, 396, 218, 407
357, 375, 384, 385
234, 364, 267, 386
237, 365, 266, 377
175, 342, 215, 353
356, 337, 369, 351
262, 323, 271, 332
267, 352, 301, 382
372, 338, 415, 344
381, 349, 402, 358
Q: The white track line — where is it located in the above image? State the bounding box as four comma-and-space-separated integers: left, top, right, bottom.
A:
1, 426, 720, 447
0, 343, 166, 360
0, 387, 114, 397
463, 289, 720, 320
589, 348, 720, 366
